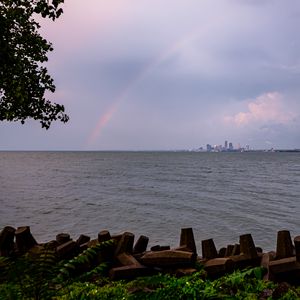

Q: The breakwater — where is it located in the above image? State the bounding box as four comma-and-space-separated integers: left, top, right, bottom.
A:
0, 226, 299, 285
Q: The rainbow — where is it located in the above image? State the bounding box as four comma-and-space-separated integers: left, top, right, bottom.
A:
85, 30, 201, 147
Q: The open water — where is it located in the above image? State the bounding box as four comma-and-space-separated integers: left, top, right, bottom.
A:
0, 151, 299, 253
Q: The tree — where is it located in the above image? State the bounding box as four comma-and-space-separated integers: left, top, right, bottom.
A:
0, 0, 69, 129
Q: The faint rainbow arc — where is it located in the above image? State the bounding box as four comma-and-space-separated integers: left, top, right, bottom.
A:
85, 30, 200, 147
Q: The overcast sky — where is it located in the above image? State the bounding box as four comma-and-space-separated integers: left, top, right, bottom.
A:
1, 0, 300, 150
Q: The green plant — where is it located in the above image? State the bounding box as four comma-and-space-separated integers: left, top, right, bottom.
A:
0, 256, 10, 283
125, 268, 273, 300
1, 254, 300, 300
0, 0, 69, 128
0, 283, 22, 300
126, 271, 208, 300
213, 267, 274, 299
0, 249, 58, 300
77, 262, 110, 283
57, 239, 114, 281
57, 281, 128, 300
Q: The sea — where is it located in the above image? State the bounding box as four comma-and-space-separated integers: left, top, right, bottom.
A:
0, 151, 299, 254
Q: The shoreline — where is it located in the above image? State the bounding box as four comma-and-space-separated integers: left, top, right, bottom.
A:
1, 225, 299, 285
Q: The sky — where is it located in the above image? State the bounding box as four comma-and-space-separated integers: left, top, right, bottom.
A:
1, 0, 300, 150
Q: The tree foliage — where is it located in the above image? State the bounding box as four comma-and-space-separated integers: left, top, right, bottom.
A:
0, 0, 69, 129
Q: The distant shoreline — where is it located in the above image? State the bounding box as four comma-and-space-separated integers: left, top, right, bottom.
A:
187, 149, 300, 153
274, 149, 300, 153
0, 149, 300, 153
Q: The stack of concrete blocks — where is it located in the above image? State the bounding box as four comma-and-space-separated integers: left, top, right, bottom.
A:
266, 230, 300, 285
201, 233, 262, 278
1, 225, 299, 284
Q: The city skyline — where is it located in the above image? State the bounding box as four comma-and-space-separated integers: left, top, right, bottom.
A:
193, 140, 249, 152
205, 140, 250, 152
193, 139, 300, 152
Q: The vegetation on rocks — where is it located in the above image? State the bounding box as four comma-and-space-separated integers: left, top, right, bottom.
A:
1, 226, 300, 299
1, 251, 300, 299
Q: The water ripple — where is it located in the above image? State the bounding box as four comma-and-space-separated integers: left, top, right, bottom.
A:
0, 151, 299, 252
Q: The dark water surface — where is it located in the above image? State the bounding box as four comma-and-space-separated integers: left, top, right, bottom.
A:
0, 151, 299, 253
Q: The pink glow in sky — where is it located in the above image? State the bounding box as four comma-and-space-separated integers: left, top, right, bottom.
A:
225, 92, 296, 126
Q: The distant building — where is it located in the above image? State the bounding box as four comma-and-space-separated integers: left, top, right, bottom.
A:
202, 141, 250, 152
216, 145, 222, 152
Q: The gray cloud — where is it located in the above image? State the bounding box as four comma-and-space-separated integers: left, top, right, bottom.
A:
1, 0, 300, 150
